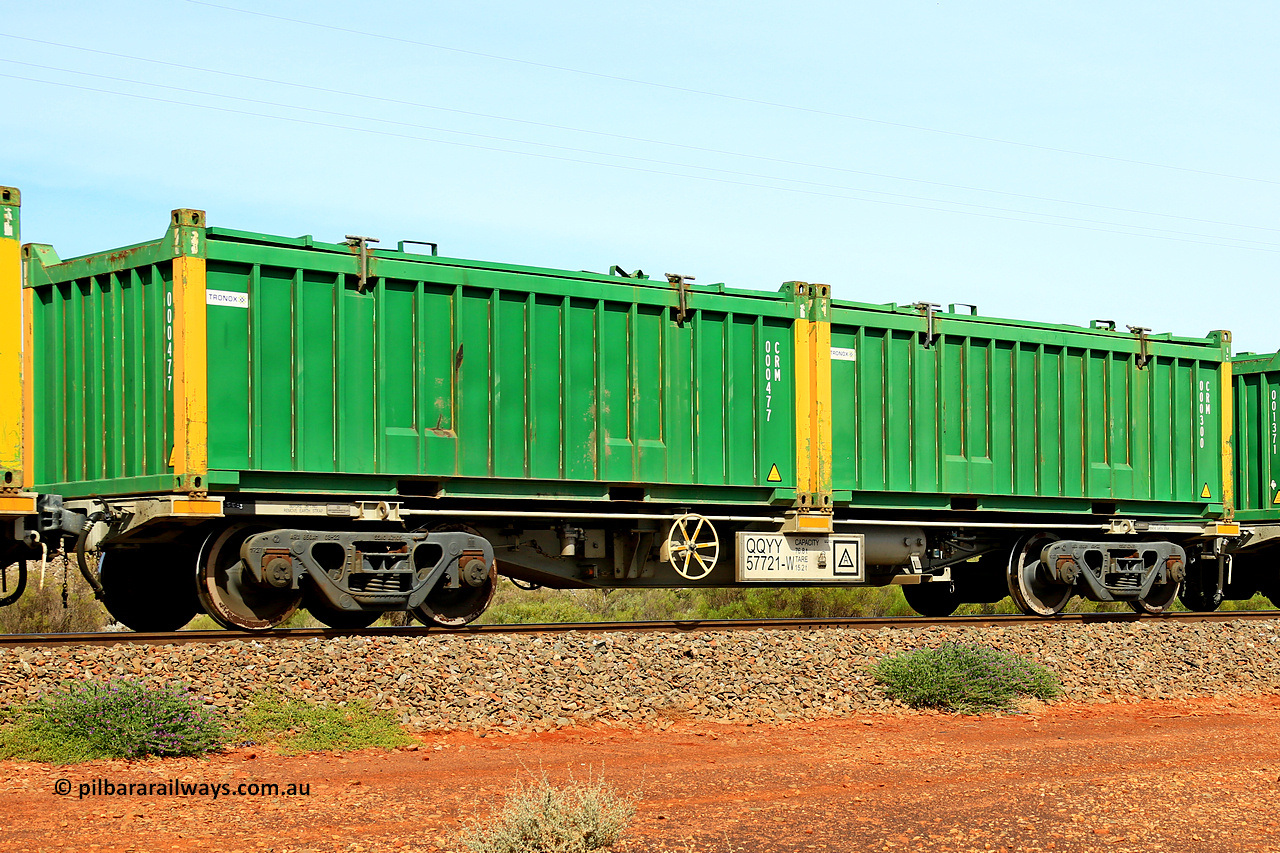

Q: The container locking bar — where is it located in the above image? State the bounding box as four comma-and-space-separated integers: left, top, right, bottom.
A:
1127, 325, 1151, 369
914, 302, 941, 348
666, 273, 695, 325
345, 235, 380, 293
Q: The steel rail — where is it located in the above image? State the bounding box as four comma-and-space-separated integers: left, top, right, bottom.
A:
2, 610, 1278, 649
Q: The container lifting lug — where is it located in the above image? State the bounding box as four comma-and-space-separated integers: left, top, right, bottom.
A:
345, 235, 380, 293
1127, 325, 1151, 369
396, 239, 438, 256
666, 273, 695, 326
914, 302, 941, 348
610, 264, 646, 279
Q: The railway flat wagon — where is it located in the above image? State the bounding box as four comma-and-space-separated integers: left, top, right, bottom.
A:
0, 190, 1247, 630
13, 202, 814, 630
821, 297, 1237, 614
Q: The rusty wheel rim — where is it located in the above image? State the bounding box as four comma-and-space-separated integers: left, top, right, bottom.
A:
411, 563, 497, 627
197, 525, 301, 631
1007, 533, 1071, 617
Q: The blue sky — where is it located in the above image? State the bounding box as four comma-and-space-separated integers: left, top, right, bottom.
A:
7, 1, 1278, 353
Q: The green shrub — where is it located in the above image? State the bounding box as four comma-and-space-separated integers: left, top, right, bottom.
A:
0, 681, 223, 761
479, 577, 1280, 625
459, 774, 636, 853
233, 692, 413, 754
0, 556, 111, 633
872, 642, 1062, 713
479, 582, 924, 624
692, 586, 914, 619
0, 714, 99, 763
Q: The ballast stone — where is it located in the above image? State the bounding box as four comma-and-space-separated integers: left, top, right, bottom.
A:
0, 621, 1279, 731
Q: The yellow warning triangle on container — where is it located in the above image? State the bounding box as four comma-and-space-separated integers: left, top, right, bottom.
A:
1273, 491, 1280, 505
1201, 483, 1212, 499
767, 463, 782, 483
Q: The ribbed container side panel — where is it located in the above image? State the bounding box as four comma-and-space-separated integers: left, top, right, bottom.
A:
201, 236, 796, 494
31, 264, 172, 488
829, 305, 1227, 513
1232, 355, 1280, 518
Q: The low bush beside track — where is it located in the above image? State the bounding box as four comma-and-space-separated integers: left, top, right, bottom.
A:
459, 774, 637, 853
872, 643, 1062, 713
232, 692, 414, 754
0, 681, 222, 762
0, 681, 414, 762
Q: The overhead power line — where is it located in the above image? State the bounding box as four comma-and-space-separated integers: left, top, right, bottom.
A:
186, 0, 1280, 188
4, 70, 1277, 256
7, 57, 1280, 247
3, 33, 1276, 238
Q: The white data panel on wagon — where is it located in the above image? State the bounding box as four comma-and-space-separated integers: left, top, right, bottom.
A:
735, 533, 864, 582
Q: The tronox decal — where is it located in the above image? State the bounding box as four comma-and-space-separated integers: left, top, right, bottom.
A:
206, 289, 249, 308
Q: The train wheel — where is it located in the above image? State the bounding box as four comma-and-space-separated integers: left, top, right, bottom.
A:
1128, 580, 1180, 615
411, 561, 497, 627
1178, 559, 1223, 612
303, 582, 380, 629
99, 545, 202, 632
197, 525, 302, 631
902, 580, 961, 617
1006, 533, 1072, 617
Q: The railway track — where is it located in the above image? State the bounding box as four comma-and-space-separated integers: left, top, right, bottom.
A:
4, 609, 1279, 648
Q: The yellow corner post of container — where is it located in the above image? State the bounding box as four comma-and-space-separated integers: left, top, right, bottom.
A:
170, 208, 209, 493
809, 283, 833, 505
1220, 358, 1234, 520
790, 282, 833, 507
793, 309, 813, 499
0, 186, 22, 490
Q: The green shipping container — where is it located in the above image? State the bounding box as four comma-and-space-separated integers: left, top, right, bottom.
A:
20, 206, 1234, 522
826, 300, 1232, 518
23, 211, 804, 504
1231, 351, 1280, 522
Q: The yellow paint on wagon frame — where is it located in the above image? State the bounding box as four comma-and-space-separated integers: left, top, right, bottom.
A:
170, 498, 223, 516
0, 493, 36, 515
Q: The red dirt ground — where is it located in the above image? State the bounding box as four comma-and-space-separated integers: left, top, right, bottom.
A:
3, 697, 1280, 853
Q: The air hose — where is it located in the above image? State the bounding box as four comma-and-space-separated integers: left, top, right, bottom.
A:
75, 511, 107, 600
